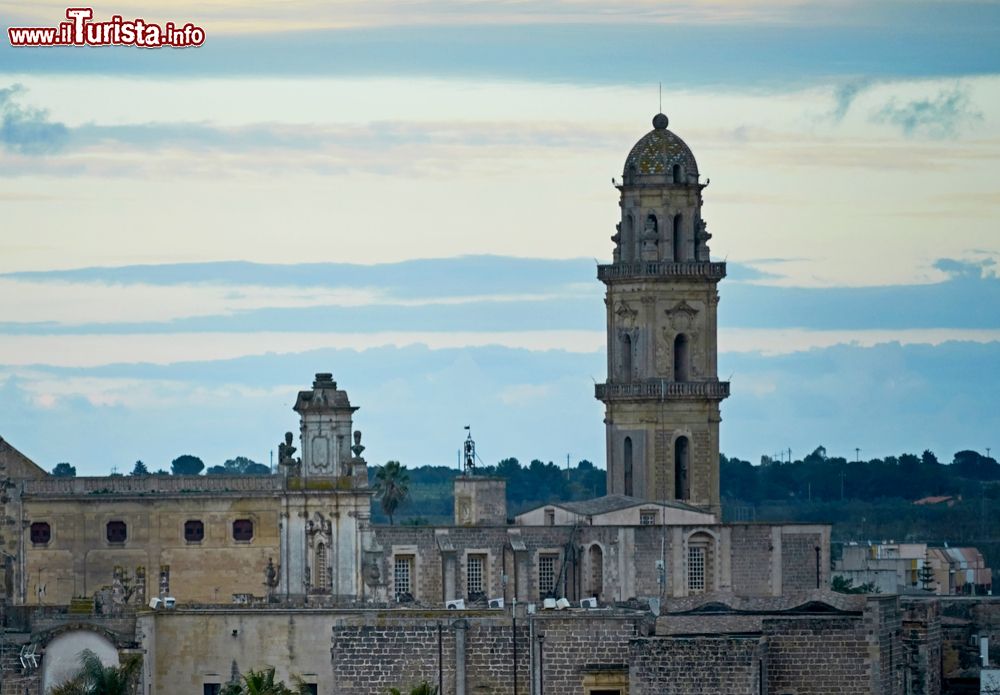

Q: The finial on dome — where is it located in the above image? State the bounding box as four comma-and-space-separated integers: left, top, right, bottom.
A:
652, 113, 669, 130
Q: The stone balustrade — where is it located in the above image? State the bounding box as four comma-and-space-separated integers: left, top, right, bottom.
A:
22, 474, 284, 496
595, 379, 730, 401
597, 261, 726, 282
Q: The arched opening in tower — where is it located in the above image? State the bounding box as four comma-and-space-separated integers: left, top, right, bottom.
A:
674, 436, 690, 500
588, 544, 604, 599
623, 437, 633, 497
673, 334, 689, 381
624, 214, 634, 261
622, 333, 633, 381
672, 164, 682, 183
673, 214, 683, 262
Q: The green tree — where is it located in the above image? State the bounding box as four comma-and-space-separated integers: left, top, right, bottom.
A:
50, 648, 142, 695
220, 667, 313, 695
375, 460, 410, 525
51, 462, 76, 477
207, 456, 271, 476
130, 460, 149, 476
170, 454, 205, 476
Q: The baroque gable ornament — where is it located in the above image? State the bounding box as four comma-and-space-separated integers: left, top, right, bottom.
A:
665, 300, 699, 331
614, 301, 638, 325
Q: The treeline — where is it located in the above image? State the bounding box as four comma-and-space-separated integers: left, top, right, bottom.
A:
721, 447, 1000, 505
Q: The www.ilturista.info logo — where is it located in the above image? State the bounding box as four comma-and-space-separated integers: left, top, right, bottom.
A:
8, 8, 205, 47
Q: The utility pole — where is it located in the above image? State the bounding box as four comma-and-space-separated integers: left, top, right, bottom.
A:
855, 447, 861, 463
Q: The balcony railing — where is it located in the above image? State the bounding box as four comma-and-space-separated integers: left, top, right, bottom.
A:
595, 379, 730, 401
597, 261, 727, 283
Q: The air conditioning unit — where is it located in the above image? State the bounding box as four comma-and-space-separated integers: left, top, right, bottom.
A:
163, 597, 177, 609
526, 603, 537, 615
542, 598, 557, 610
148, 597, 163, 610
488, 597, 504, 609
446, 599, 465, 610
580, 597, 598, 609
555, 598, 570, 610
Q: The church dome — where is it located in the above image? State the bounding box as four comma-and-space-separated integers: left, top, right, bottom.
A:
623, 113, 699, 180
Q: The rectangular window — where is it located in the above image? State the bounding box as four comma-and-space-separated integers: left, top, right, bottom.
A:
467, 554, 486, 598
30, 522, 51, 545
232, 519, 254, 542
544, 509, 555, 526
688, 545, 706, 593
184, 520, 204, 543
302, 685, 318, 695
203, 685, 221, 695
639, 510, 656, 525
106, 520, 127, 544
538, 553, 558, 597
394, 555, 414, 600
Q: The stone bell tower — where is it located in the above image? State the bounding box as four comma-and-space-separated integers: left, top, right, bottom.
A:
597, 113, 729, 516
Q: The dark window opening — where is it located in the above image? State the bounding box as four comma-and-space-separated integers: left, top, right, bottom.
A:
674, 334, 690, 382
30, 522, 51, 545
675, 436, 690, 500
184, 520, 204, 543
623, 437, 634, 497
302, 685, 318, 695
203, 685, 221, 695
672, 163, 682, 183
232, 519, 254, 542
673, 214, 683, 262
106, 521, 127, 544
621, 333, 633, 380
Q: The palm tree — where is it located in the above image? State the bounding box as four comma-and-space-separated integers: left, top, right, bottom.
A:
220, 668, 314, 695
374, 460, 410, 525
50, 649, 142, 695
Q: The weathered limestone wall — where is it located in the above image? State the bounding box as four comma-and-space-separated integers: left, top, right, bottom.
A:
629, 635, 764, 695
145, 610, 337, 693
727, 525, 774, 596
21, 493, 281, 605
902, 597, 942, 695
453, 476, 507, 526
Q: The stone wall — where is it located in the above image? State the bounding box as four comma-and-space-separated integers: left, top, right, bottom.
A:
763, 616, 873, 694
902, 597, 942, 695
779, 529, 823, 592
728, 525, 774, 596
629, 635, 764, 695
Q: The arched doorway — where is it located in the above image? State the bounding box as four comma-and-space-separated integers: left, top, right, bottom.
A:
674, 436, 690, 500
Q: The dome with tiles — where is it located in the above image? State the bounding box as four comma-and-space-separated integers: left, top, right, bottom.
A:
623, 113, 699, 179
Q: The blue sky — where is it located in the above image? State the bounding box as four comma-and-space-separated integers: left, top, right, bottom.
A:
1, 0, 998, 474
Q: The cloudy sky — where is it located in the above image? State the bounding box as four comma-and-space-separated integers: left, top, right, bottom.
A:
1, 0, 998, 475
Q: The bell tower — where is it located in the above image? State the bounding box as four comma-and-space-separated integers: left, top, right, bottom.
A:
597, 113, 729, 516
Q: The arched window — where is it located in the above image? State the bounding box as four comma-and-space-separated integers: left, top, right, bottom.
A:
315, 542, 328, 590
622, 333, 633, 381
674, 436, 690, 500
623, 437, 634, 497
624, 214, 634, 261
673, 333, 689, 381
106, 520, 127, 544
672, 164, 682, 183
673, 214, 683, 262
588, 545, 604, 599
686, 531, 714, 594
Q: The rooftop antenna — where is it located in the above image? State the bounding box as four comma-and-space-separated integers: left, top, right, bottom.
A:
463, 426, 476, 475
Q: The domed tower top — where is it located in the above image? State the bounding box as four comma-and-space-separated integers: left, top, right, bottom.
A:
623, 113, 699, 184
